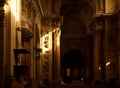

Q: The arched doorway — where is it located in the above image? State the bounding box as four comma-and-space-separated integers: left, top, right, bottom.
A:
62, 49, 85, 84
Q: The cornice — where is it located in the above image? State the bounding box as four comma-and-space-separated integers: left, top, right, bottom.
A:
93, 8, 120, 18
95, 13, 114, 18
41, 16, 61, 28
90, 11, 117, 26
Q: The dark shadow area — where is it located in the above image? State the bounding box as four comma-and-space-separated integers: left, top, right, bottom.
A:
62, 49, 85, 84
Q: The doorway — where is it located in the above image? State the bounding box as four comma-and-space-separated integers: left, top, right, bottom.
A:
62, 49, 85, 84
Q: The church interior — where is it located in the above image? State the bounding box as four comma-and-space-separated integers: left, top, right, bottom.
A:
0, 0, 120, 88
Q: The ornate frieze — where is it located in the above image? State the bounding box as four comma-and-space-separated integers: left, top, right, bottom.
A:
52, 17, 61, 28
44, 35, 49, 48
41, 17, 52, 26
91, 14, 105, 33
41, 16, 60, 28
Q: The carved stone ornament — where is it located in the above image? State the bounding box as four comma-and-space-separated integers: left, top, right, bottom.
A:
16, 27, 33, 42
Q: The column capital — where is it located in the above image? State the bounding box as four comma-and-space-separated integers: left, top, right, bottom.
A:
41, 16, 61, 28
91, 15, 104, 33
41, 16, 52, 26
95, 25, 104, 32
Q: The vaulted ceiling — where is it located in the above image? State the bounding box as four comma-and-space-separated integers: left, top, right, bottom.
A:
60, 0, 95, 37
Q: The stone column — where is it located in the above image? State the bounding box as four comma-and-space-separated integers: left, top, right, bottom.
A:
53, 29, 61, 80
93, 26, 102, 81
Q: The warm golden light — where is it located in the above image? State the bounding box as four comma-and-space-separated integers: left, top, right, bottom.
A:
57, 30, 61, 47
99, 67, 101, 70
10, 0, 20, 22
10, 0, 16, 17
4, 4, 7, 11
106, 61, 111, 66
4, 5, 8, 14
41, 29, 60, 54
42, 33, 49, 53
16, 0, 20, 22
4, 0, 10, 13
66, 68, 70, 77
99, 61, 111, 70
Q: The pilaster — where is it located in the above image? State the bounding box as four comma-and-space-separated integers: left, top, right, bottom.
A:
105, 0, 117, 13
93, 27, 103, 80
41, 15, 61, 83
93, 16, 105, 81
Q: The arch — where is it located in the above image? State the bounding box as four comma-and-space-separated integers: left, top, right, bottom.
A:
62, 49, 85, 84
60, 3, 71, 16
62, 49, 84, 67
60, 2, 94, 16
60, 2, 94, 36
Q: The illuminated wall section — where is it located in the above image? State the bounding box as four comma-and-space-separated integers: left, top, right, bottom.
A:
105, 0, 117, 13
41, 31, 53, 81
55, 29, 61, 80
9, 0, 21, 74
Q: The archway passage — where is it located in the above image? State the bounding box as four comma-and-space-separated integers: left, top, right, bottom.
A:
62, 49, 85, 84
